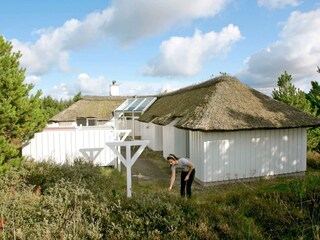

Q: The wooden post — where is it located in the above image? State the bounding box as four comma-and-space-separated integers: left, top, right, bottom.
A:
106, 140, 149, 198
114, 130, 131, 172
79, 148, 103, 161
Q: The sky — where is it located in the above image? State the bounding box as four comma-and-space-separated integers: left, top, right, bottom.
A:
1, 0, 320, 99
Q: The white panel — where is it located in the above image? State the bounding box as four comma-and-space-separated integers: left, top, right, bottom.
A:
265, 130, 272, 176
22, 127, 118, 166
234, 131, 241, 180
228, 132, 236, 180
219, 138, 230, 181
239, 131, 246, 179
288, 129, 295, 173
196, 128, 307, 184
174, 127, 187, 158
163, 124, 174, 158
190, 130, 204, 182
272, 129, 280, 175
155, 124, 163, 151
162, 118, 187, 158
140, 122, 163, 151
248, 131, 255, 178
301, 128, 307, 171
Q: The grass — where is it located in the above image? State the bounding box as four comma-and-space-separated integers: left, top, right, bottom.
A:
0, 151, 319, 239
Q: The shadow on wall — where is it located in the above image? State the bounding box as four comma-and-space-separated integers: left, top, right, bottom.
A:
203, 128, 303, 183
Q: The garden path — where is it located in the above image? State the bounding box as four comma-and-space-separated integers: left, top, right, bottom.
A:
130, 151, 171, 185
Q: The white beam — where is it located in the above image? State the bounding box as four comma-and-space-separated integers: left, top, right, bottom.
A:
79, 148, 103, 161
106, 140, 149, 197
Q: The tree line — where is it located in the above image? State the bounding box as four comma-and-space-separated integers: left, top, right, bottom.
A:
0, 36, 319, 173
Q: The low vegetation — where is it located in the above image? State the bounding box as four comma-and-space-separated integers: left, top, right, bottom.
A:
0, 152, 320, 239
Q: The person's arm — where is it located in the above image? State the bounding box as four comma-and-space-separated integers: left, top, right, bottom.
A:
168, 168, 176, 191
184, 161, 194, 181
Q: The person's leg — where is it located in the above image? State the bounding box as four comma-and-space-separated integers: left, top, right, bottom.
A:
180, 171, 187, 197
186, 169, 195, 198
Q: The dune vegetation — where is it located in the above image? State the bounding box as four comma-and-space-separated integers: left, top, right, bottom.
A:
0, 150, 319, 239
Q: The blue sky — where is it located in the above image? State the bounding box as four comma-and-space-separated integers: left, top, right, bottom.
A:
1, 0, 320, 99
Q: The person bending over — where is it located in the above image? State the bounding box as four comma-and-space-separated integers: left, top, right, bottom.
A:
167, 154, 195, 198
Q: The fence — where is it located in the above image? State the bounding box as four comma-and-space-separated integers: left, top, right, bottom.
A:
22, 126, 130, 166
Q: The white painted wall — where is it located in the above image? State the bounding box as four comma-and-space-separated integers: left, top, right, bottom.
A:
163, 118, 188, 158
140, 122, 163, 151
189, 128, 307, 184
22, 126, 122, 166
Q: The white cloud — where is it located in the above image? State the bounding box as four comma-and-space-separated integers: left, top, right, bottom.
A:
11, 9, 111, 75
48, 73, 109, 100
25, 75, 41, 85
107, 0, 229, 45
11, 1, 229, 76
239, 8, 320, 93
119, 80, 188, 96
257, 0, 301, 9
76, 73, 108, 95
145, 24, 242, 77
51, 83, 71, 100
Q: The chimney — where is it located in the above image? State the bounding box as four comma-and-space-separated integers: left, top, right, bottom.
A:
109, 81, 119, 96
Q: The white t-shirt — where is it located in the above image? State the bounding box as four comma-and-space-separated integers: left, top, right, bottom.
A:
171, 158, 190, 172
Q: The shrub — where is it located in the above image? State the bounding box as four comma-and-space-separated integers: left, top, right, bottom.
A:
307, 151, 320, 170
0, 159, 320, 239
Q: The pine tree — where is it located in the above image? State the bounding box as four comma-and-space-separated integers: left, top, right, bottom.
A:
272, 70, 319, 152
272, 71, 315, 114
306, 67, 320, 116
0, 36, 47, 173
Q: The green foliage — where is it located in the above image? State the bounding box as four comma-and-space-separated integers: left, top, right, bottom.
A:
305, 68, 320, 152
0, 159, 320, 239
272, 70, 320, 152
42, 92, 82, 119
307, 151, 320, 170
0, 36, 47, 172
306, 80, 320, 116
272, 71, 314, 114
307, 127, 320, 153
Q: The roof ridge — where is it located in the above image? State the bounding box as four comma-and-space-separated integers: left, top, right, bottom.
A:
161, 75, 239, 97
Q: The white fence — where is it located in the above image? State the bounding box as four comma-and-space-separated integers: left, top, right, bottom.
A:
22, 126, 130, 166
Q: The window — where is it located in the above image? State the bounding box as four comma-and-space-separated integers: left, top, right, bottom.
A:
88, 118, 97, 126
76, 117, 97, 126
76, 117, 86, 126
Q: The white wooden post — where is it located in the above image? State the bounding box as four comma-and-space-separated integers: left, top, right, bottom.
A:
106, 140, 149, 198
79, 148, 103, 161
114, 130, 131, 172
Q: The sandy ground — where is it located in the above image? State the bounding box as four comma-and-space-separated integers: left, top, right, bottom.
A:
131, 152, 171, 185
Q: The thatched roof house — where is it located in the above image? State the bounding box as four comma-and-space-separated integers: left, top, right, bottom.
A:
50, 96, 128, 126
139, 76, 320, 185
139, 76, 320, 131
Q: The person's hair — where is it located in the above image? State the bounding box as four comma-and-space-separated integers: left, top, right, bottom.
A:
167, 153, 178, 161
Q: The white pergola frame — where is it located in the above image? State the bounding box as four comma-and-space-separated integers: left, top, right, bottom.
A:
106, 140, 149, 198
114, 97, 157, 140
79, 148, 103, 161
78, 129, 131, 169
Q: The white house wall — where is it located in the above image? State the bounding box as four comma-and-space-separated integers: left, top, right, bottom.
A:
189, 128, 307, 184
140, 122, 163, 151
163, 118, 187, 158
188, 131, 204, 182
22, 127, 117, 166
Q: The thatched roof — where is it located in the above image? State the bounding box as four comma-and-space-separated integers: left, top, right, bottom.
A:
139, 76, 320, 131
50, 96, 128, 122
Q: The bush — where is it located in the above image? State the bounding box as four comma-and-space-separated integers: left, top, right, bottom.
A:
307, 151, 320, 170
0, 159, 320, 239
